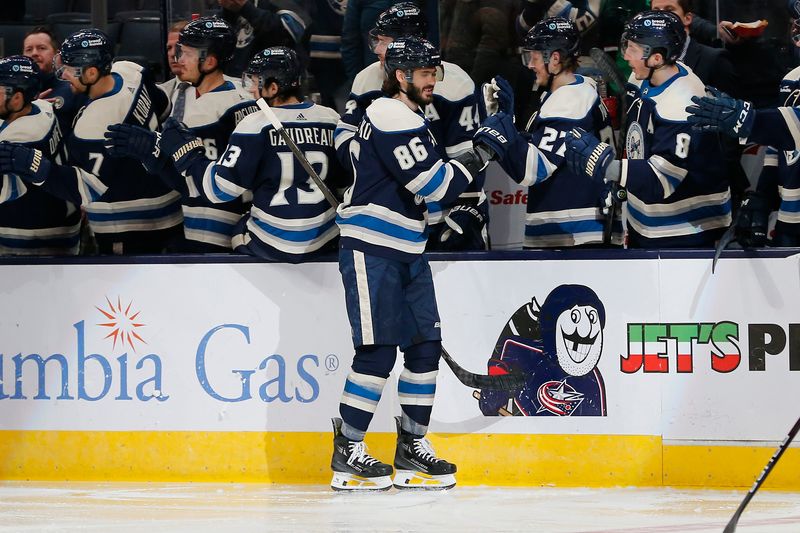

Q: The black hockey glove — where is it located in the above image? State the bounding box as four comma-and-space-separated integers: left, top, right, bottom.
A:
0, 141, 51, 184
474, 111, 516, 162
160, 118, 206, 173
565, 127, 616, 184
735, 191, 770, 248
439, 201, 488, 251
104, 124, 165, 174
686, 87, 754, 139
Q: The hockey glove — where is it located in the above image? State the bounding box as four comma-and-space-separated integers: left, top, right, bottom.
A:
565, 127, 616, 184
478, 358, 516, 416
735, 190, 771, 248
439, 201, 488, 251
474, 111, 516, 162
481, 76, 515, 116
104, 124, 164, 174
686, 87, 754, 139
0, 141, 51, 184
160, 118, 206, 173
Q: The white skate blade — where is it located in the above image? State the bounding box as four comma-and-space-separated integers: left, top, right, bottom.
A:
331, 472, 393, 491
393, 470, 456, 490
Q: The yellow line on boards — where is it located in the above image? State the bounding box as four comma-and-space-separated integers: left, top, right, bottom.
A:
0, 431, 797, 489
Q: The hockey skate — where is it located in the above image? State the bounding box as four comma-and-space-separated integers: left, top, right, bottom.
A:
392, 416, 457, 490
330, 417, 393, 491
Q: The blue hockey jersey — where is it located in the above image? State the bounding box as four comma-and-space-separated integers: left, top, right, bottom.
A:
0, 100, 81, 255
163, 80, 258, 250
66, 61, 183, 238
622, 63, 731, 247
757, 66, 800, 241
498, 75, 620, 247
183, 101, 344, 262
334, 60, 484, 226
336, 97, 476, 261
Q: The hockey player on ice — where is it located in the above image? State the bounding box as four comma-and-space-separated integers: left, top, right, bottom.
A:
331, 36, 492, 491
334, 2, 489, 251
478, 284, 607, 417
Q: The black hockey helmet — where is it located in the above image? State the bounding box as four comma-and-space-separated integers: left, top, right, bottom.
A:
620, 10, 685, 63
383, 35, 443, 82
57, 28, 114, 75
244, 46, 302, 94
177, 16, 235, 64
522, 17, 580, 66
0, 55, 41, 104
369, 2, 427, 45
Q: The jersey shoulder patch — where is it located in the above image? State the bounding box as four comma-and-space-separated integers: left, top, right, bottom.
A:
650, 64, 704, 122
351, 62, 385, 97
366, 97, 425, 132
539, 75, 598, 120
434, 61, 475, 103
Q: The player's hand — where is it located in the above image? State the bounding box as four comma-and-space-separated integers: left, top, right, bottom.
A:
474, 112, 516, 162
104, 124, 164, 174
160, 118, 206, 173
481, 76, 514, 116
565, 127, 616, 183
686, 87, 754, 138
735, 190, 770, 247
439, 201, 488, 251
0, 141, 51, 184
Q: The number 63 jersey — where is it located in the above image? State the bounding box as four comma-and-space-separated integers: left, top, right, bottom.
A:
622, 63, 732, 248
189, 101, 346, 262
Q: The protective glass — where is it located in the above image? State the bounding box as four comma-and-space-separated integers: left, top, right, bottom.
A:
52, 54, 81, 80
174, 43, 201, 62
793, 20, 800, 45
368, 32, 393, 54
619, 36, 651, 60
241, 72, 262, 93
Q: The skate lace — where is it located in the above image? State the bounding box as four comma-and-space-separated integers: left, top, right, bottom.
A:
347, 441, 380, 467
412, 438, 440, 463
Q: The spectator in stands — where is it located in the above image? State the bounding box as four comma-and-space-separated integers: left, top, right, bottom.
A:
160, 19, 189, 93
689, 0, 793, 107
22, 26, 85, 131
215, 0, 310, 78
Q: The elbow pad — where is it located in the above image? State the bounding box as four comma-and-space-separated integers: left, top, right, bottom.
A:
452, 145, 491, 180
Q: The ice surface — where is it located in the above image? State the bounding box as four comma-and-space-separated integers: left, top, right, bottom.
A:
1, 482, 799, 532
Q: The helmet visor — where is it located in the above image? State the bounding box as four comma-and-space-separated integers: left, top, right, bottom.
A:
620, 35, 652, 60
53, 53, 81, 80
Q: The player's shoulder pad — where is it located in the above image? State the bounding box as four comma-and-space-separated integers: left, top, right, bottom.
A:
73, 63, 144, 140
648, 62, 704, 122
183, 82, 247, 128
351, 62, 385, 97
0, 100, 55, 143
232, 108, 270, 135
366, 97, 425, 132
434, 60, 475, 102
539, 74, 598, 120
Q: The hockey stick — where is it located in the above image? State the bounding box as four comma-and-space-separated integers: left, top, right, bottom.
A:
258, 99, 523, 392
712, 219, 737, 274
723, 415, 800, 533
442, 346, 525, 391
256, 98, 340, 209
589, 48, 628, 245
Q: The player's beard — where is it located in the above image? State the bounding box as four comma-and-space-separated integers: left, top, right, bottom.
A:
407, 83, 434, 108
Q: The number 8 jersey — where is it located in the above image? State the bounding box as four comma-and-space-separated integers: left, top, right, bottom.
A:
622, 63, 732, 248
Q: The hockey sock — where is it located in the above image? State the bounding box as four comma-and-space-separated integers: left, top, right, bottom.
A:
339, 345, 396, 440
398, 367, 438, 436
